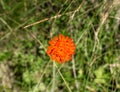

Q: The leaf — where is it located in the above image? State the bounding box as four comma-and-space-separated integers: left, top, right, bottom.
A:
94, 65, 109, 84
0, 52, 12, 62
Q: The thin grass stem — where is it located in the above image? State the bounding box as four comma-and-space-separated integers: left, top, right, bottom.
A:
55, 63, 72, 92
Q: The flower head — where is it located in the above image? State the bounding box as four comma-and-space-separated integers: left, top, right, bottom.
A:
47, 34, 76, 63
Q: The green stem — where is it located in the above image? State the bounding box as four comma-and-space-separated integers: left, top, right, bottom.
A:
51, 62, 56, 92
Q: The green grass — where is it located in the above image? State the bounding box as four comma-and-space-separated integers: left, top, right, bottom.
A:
0, 0, 120, 92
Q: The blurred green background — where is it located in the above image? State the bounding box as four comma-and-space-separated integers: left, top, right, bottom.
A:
0, 0, 120, 92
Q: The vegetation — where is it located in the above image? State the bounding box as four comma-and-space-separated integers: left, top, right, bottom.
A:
0, 0, 120, 92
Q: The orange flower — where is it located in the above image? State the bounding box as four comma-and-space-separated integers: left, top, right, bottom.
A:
47, 34, 76, 63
